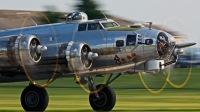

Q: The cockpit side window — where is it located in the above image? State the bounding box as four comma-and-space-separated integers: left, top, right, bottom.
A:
88, 23, 102, 30
126, 35, 137, 46
78, 24, 87, 31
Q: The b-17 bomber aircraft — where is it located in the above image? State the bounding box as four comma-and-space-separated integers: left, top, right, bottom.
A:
0, 12, 196, 111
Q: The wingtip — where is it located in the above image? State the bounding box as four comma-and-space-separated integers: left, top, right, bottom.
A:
192, 43, 196, 45
176, 42, 196, 48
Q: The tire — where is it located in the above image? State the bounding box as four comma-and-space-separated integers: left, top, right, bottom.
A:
89, 84, 116, 111
21, 85, 49, 111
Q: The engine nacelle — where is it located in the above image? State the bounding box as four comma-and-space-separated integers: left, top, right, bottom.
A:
0, 35, 47, 68
59, 41, 98, 73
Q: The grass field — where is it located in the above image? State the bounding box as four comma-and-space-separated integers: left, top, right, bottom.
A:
0, 68, 200, 111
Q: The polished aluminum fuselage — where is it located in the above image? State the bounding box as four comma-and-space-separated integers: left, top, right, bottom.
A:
0, 22, 162, 82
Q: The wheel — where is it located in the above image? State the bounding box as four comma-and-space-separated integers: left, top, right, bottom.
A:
21, 85, 49, 111
89, 84, 116, 111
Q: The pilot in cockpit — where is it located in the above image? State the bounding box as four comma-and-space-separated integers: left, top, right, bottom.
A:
88, 23, 102, 30
92, 23, 100, 30
157, 36, 169, 56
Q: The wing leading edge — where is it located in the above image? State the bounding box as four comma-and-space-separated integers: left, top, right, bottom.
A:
176, 43, 196, 48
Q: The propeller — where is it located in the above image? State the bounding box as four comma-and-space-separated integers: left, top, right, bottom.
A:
14, 11, 59, 88
139, 17, 195, 94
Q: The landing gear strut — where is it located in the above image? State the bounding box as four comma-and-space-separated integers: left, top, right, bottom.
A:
20, 85, 49, 111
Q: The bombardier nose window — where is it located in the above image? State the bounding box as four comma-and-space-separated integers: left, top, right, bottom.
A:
157, 32, 171, 57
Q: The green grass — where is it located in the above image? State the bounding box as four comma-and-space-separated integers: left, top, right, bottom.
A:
0, 68, 200, 111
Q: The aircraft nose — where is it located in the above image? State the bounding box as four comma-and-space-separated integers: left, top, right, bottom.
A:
157, 32, 176, 58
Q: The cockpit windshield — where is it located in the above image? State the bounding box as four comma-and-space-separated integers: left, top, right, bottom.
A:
101, 22, 119, 28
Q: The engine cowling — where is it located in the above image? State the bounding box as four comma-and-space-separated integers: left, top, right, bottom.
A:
59, 41, 98, 73
0, 35, 47, 68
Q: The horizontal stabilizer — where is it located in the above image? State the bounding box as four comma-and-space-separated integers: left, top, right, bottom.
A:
176, 43, 196, 48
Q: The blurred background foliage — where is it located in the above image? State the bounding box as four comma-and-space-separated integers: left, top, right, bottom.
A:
39, 0, 104, 24
39, 6, 63, 24
75, 0, 104, 19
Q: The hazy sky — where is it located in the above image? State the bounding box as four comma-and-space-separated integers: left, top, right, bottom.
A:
0, 0, 199, 46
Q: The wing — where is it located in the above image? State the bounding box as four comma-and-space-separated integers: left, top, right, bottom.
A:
176, 43, 196, 48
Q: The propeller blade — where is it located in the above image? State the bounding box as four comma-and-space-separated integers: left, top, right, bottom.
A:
176, 43, 196, 48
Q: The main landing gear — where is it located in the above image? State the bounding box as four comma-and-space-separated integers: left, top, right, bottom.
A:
87, 73, 122, 111
19, 73, 122, 111
20, 85, 49, 111
89, 84, 116, 111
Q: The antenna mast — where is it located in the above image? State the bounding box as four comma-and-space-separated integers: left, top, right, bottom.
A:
146, 22, 152, 30
16, 12, 37, 26
28, 16, 37, 26
101, 10, 107, 19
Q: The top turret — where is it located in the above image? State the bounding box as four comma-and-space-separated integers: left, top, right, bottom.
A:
66, 12, 88, 23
